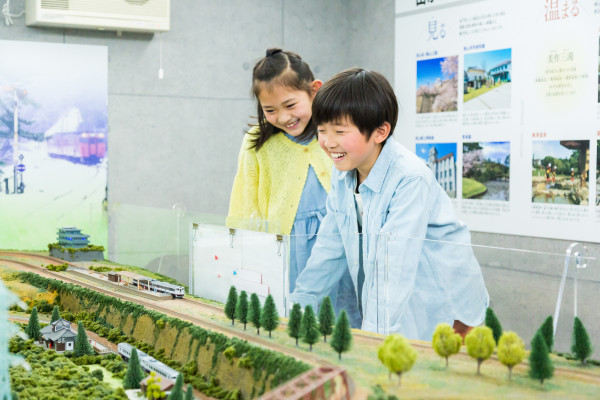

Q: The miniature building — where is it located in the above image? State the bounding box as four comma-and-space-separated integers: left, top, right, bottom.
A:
427, 146, 456, 198
113, 271, 151, 288
39, 318, 77, 352
139, 375, 175, 394
57, 226, 90, 249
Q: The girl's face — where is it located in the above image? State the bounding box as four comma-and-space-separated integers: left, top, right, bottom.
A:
257, 80, 322, 136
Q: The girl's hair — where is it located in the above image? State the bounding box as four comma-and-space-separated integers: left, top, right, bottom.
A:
249, 48, 316, 150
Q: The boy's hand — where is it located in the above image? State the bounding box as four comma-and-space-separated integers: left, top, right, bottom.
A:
453, 320, 472, 339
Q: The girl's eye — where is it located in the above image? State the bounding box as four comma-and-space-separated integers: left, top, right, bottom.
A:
336, 131, 345, 135
286, 104, 295, 109
264, 110, 274, 114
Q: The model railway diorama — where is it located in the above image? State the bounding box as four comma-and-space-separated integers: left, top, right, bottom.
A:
2, 249, 599, 400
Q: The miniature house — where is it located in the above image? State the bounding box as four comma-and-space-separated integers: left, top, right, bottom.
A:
39, 318, 77, 352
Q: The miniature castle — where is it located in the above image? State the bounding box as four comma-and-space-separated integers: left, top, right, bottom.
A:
57, 227, 90, 249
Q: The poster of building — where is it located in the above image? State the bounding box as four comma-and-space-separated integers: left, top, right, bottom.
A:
0, 40, 108, 250
395, 0, 599, 242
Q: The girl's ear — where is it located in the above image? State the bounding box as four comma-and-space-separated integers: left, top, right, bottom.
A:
311, 80, 323, 96
373, 122, 391, 144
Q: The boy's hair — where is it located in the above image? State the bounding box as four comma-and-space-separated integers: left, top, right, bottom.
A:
250, 48, 316, 150
312, 68, 398, 141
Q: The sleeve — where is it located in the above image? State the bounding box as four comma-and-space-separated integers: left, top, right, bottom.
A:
289, 180, 348, 311
226, 135, 261, 228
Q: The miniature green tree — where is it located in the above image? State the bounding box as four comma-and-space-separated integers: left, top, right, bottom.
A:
432, 323, 462, 367
288, 303, 303, 346
485, 307, 503, 344
529, 331, 554, 385
123, 348, 145, 389
50, 305, 61, 323
224, 286, 238, 326
146, 372, 166, 399
571, 316, 592, 364
465, 326, 495, 375
377, 334, 417, 385
249, 293, 261, 335
260, 294, 279, 338
168, 373, 184, 400
538, 315, 554, 352
235, 290, 249, 330
185, 384, 194, 400
497, 331, 525, 380
330, 310, 352, 360
73, 321, 94, 357
25, 306, 41, 341
300, 305, 320, 351
318, 296, 335, 342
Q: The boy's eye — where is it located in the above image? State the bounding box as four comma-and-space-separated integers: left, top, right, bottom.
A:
336, 131, 345, 135
264, 109, 274, 114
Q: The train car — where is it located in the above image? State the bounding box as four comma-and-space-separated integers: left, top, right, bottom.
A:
118, 342, 149, 361
46, 131, 106, 165
149, 279, 185, 299
140, 356, 180, 381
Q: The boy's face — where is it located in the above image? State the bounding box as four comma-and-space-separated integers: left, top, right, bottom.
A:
317, 117, 390, 183
258, 81, 322, 136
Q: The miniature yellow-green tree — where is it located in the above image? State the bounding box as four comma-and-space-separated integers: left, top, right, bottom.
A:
432, 323, 462, 367
497, 331, 525, 380
465, 326, 495, 375
377, 334, 417, 385
146, 372, 166, 399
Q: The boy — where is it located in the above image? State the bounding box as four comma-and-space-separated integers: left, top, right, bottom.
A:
290, 68, 489, 340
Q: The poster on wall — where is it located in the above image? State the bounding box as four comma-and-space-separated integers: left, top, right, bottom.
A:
395, 0, 599, 242
0, 40, 108, 250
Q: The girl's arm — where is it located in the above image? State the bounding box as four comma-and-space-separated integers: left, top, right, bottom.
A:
227, 135, 261, 226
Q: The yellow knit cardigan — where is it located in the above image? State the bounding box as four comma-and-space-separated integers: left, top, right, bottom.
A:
227, 131, 332, 235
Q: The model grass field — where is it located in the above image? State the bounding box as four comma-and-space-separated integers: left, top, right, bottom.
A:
3, 258, 600, 399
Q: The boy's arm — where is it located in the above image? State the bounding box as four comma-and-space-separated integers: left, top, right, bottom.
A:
226, 135, 260, 226
290, 184, 348, 311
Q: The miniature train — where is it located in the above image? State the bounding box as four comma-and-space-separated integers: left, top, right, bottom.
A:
108, 271, 185, 299
118, 342, 180, 381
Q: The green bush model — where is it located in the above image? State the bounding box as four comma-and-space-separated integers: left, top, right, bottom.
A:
377, 334, 417, 385
26, 306, 41, 341
300, 305, 320, 351
248, 293, 262, 335
224, 286, 238, 326
260, 294, 279, 338
123, 347, 145, 389
146, 372, 166, 399
318, 296, 335, 342
484, 308, 503, 345
51, 305, 61, 323
330, 310, 352, 360
74, 321, 95, 357
235, 290, 249, 330
169, 373, 185, 400
539, 315, 554, 352
571, 316, 593, 364
465, 326, 495, 375
497, 331, 525, 380
529, 331, 554, 385
431, 323, 462, 367
288, 303, 303, 346
185, 384, 194, 400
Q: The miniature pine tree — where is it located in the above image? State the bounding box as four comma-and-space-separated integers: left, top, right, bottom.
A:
538, 315, 554, 352
224, 286, 238, 326
377, 334, 417, 385
50, 305, 61, 323
330, 310, 352, 360
431, 323, 462, 368
529, 331, 554, 385
185, 384, 194, 400
168, 373, 184, 400
465, 326, 495, 375
73, 321, 95, 357
249, 293, 261, 335
571, 316, 592, 364
260, 294, 279, 338
485, 307, 503, 345
300, 305, 320, 351
146, 372, 166, 399
235, 290, 249, 330
123, 348, 145, 389
288, 303, 303, 346
25, 306, 41, 341
497, 331, 525, 380
318, 296, 335, 342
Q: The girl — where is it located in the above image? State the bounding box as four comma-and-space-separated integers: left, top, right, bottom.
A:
227, 48, 359, 324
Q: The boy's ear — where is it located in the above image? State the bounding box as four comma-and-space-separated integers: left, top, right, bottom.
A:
372, 122, 391, 144
311, 80, 323, 96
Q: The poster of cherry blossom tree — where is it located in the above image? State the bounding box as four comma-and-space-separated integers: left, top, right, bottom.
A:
416, 56, 458, 113
462, 142, 510, 201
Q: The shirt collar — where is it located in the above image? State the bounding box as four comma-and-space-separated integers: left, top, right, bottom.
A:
337, 139, 396, 193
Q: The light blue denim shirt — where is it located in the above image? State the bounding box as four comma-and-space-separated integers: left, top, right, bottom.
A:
290, 138, 489, 340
